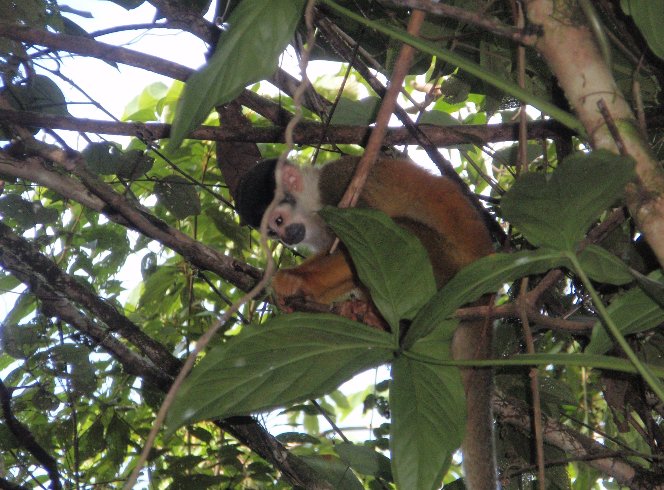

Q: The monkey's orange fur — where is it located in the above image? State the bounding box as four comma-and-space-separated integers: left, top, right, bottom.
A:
271, 157, 493, 302
269, 156, 497, 490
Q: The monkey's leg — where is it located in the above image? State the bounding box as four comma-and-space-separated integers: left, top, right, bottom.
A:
272, 251, 356, 304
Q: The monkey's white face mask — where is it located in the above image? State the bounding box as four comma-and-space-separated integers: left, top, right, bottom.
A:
266, 163, 334, 253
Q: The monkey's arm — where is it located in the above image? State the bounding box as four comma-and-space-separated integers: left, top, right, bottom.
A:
272, 251, 356, 305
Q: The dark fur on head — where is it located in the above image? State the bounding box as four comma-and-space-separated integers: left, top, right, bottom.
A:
235, 158, 278, 228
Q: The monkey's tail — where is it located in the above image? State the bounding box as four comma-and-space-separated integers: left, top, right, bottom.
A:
452, 311, 497, 490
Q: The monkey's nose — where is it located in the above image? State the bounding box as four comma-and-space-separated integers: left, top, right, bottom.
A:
283, 223, 305, 245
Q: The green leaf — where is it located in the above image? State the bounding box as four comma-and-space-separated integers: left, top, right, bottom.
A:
116, 149, 153, 179
329, 97, 381, 125
299, 455, 364, 490
587, 271, 664, 354
154, 175, 201, 219
578, 245, 633, 285
166, 314, 392, 433
492, 143, 543, 167
622, 0, 664, 60
391, 353, 463, 490
630, 269, 664, 308
0, 194, 58, 227
404, 249, 569, 346
2, 75, 69, 117
501, 151, 635, 251
335, 442, 393, 481
169, 0, 304, 148
320, 207, 436, 330
83, 142, 123, 175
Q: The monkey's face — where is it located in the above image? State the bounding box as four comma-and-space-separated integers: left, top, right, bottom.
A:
267, 195, 306, 246
266, 196, 333, 253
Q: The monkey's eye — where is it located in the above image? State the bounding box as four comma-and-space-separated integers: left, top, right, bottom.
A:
275, 216, 283, 226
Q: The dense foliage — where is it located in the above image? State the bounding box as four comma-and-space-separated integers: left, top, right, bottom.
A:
1, 0, 664, 489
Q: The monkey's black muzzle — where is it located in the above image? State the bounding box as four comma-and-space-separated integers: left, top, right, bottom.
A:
282, 223, 305, 245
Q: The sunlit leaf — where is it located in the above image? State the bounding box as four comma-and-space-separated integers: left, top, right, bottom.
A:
169, 0, 305, 147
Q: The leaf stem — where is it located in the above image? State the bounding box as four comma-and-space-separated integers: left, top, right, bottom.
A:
403, 350, 664, 378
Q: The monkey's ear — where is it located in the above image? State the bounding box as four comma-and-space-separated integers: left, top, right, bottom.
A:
280, 164, 303, 193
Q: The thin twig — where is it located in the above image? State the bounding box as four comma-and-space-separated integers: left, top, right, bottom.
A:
517, 278, 546, 490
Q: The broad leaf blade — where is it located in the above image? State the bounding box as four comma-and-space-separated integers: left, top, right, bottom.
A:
501, 151, 635, 251
320, 207, 436, 330
169, 0, 304, 147
404, 249, 569, 346
167, 314, 393, 433
335, 442, 393, 481
578, 244, 633, 285
391, 349, 463, 490
587, 271, 664, 354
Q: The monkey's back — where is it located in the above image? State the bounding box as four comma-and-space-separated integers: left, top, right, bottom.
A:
319, 156, 493, 286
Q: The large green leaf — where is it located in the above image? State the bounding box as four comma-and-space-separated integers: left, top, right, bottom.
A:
167, 314, 393, 432
169, 0, 304, 147
154, 175, 201, 219
577, 244, 633, 285
587, 271, 664, 354
335, 442, 393, 481
621, 0, 664, 60
320, 207, 436, 331
391, 331, 464, 490
501, 151, 635, 251
404, 249, 569, 346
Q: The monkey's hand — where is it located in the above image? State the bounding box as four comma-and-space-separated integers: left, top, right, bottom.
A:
271, 252, 356, 306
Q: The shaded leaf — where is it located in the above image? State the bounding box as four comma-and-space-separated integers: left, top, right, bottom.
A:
335, 442, 393, 481
404, 249, 569, 346
391, 351, 463, 490
83, 142, 123, 175
578, 245, 633, 285
621, 0, 664, 60
501, 151, 635, 251
329, 97, 381, 125
2, 75, 68, 118
154, 175, 201, 219
0, 194, 58, 227
116, 149, 154, 179
320, 207, 436, 330
587, 271, 664, 354
299, 455, 364, 490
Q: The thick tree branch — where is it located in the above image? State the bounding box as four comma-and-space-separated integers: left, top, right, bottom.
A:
384, 0, 538, 45
0, 222, 334, 490
495, 392, 664, 489
0, 108, 571, 146
0, 379, 62, 490
0, 221, 177, 384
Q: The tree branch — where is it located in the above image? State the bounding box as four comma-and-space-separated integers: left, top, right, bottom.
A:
384, 0, 538, 45
0, 222, 334, 490
0, 379, 62, 490
0, 108, 572, 146
494, 392, 664, 489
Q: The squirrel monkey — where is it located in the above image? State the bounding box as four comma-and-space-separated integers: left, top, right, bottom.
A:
235, 155, 496, 490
